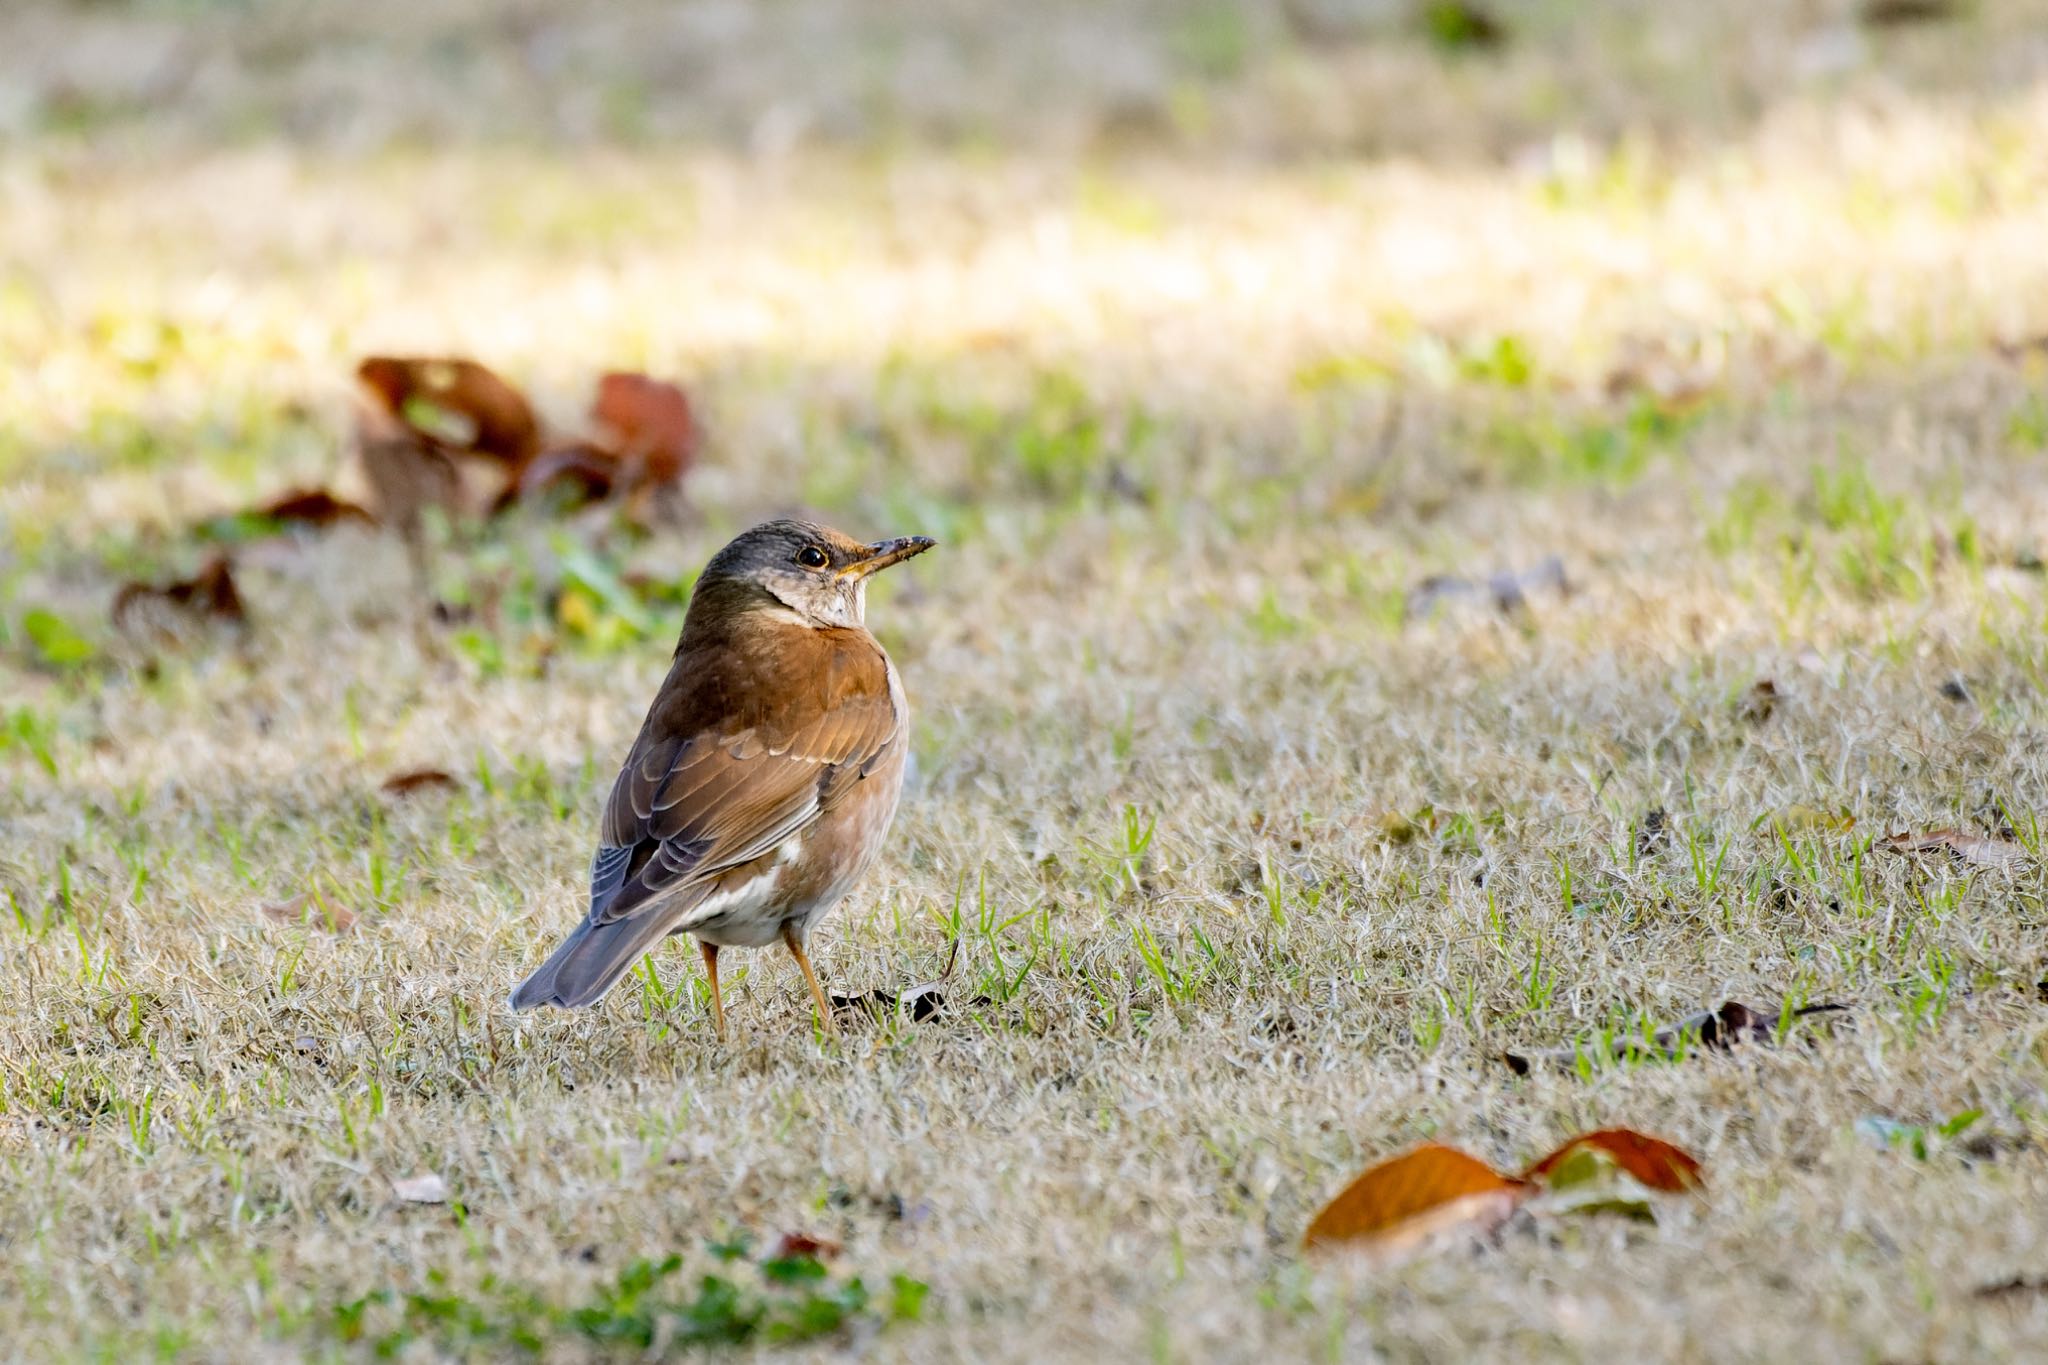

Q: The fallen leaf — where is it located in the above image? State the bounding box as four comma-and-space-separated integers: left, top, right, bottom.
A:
112, 554, 247, 631
495, 374, 698, 519
356, 356, 539, 466
1880, 829, 2029, 869
500, 440, 618, 511
379, 769, 459, 797
766, 1232, 843, 1261
1524, 1129, 1702, 1193
590, 371, 697, 492
391, 1172, 449, 1204
1302, 1142, 1531, 1257
192, 487, 379, 542
261, 893, 358, 934
832, 941, 965, 1024
256, 488, 378, 528
1502, 999, 1849, 1074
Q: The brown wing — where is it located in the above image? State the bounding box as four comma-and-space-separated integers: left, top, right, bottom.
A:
587, 628, 899, 928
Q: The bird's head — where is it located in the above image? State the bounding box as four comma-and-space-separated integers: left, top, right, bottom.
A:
694, 519, 935, 631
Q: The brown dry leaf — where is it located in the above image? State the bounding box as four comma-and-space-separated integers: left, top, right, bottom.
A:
112, 554, 248, 630
1524, 1129, 1703, 1193
261, 893, 358, 934
1302, 1142, 1531, 1257
356, 356, 539, 466
255, 488, 378, 528
1502, 998, 1849, 1074
832, 941, 965, 1024
1880, 829, 2029, 869
391, 1172, 449, 1204
499, 440, 618, 511
591, 371, 697, 490
767, 1232, 843, 1261
380, 769, 459, 797
353, 356, 547, 542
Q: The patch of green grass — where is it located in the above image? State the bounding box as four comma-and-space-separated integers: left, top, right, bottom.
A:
1488, 395, 1696, 487
321, 1248, 926, 1356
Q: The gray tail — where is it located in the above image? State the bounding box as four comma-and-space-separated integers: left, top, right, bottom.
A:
509, 914, 677, 1011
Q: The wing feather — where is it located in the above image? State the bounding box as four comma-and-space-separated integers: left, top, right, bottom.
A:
585, 629, 899, 927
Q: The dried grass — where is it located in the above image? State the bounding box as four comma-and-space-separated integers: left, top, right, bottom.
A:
4, 2, 2048, 1359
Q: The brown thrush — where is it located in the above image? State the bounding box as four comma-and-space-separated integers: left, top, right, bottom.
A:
510, 519, 933, 1036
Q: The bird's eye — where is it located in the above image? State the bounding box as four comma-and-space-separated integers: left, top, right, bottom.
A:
795, 545, 829, 569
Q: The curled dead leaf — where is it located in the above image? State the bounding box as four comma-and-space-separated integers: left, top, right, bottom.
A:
831, 940, 968, 1024
1302, 1142, 1531, 1258
112, 554, 247, 631
261, 893, 358, 934
1880, 829, 2029, 869
499, 440, 618, 511
1523, 1129, 1703, 1193
259, 488, 378, 528
391, 1172, 449, 1204
357, 356, 539, 466
379, 769, 460, 798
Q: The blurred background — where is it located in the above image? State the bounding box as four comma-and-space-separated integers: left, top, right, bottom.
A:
5, 0, 2046, 559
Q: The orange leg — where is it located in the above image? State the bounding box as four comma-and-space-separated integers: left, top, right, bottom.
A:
782, 926, 839, 1037
699, 940, 728, 1041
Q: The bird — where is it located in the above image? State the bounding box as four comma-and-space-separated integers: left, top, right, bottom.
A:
509, 518, 933, 1037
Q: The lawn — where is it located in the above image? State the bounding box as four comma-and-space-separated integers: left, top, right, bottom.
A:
5, 1, 2048, 1359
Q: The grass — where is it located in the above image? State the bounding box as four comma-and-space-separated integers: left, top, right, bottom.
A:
5, 0, 2048, 1359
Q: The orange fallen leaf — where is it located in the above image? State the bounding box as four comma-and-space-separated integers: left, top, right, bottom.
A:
591, 371, 697, 491
112, 554, 247, 629
261, 894, 358, 934
379, 769, 459, 797
1302, 1142, 1531, 1256
1524, 1129, 1703, 1193
1880, 829, 2028, 869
